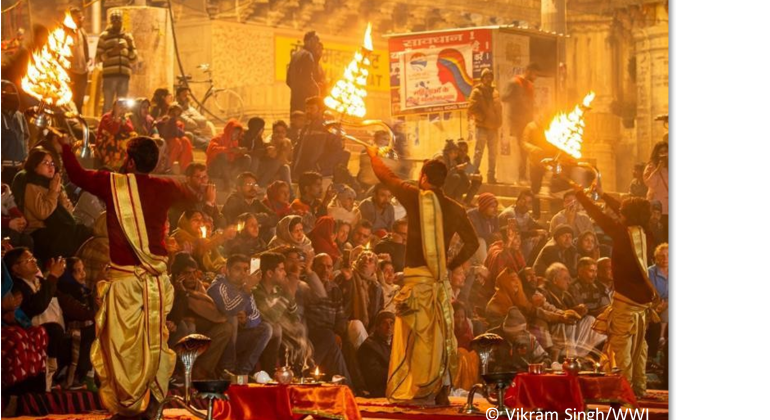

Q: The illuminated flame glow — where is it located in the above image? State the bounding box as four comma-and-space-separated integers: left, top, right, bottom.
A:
63, 12, 77, 30
544, 91, 596, 159
21, 12, 76, 107
200, 226, 208, 239
324, 23, 373, 118
363, 23, 373, 51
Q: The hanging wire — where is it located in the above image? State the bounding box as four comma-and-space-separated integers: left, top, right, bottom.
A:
0, 0, 24, 15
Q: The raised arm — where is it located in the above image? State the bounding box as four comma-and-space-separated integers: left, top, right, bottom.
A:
60, 141, 110, 200
601, 192, 622, 216
574, 189, 620, 237
368, 147, 416, 203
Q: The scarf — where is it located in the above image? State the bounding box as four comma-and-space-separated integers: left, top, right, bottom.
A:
11, 169, 76, 229
308, 216, 341, 262
351, 251, 378, 328
271, 215, 313, 254
185, 280, 227, 323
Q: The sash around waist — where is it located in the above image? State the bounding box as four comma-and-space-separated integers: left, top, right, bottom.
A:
402, 266, 438, 286
612, 292, 653, 314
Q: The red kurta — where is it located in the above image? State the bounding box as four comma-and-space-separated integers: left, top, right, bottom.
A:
575, 191, 656, 304
61, 144, 196, 265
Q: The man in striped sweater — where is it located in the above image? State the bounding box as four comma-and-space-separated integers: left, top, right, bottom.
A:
207, 254, 273, 376
96, 10, 138, 113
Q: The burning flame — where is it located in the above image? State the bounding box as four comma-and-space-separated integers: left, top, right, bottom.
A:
314, 367, 320, 375
237, 221, 245, 233
363, 22, 373, 51
582, 91, 595, 107
21, 12, 76, 107
200, 226, 208, 239
544, 92, 595, 159
63, 12, 77, 30
324, 22, 373, 118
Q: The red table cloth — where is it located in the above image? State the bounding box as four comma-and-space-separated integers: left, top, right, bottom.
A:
213, 383, 361, 420
504, 373, 638, 413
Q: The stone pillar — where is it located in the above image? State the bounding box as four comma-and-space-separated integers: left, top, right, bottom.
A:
541, 0, 566, 33
566, 14, 623, 191
91, 1, 102, 34
633, 6, 669, 162
616, 3, 669, 192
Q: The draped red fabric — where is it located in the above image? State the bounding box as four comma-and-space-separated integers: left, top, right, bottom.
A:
308, 216, 342, 262
504, 373, 638, 412
213, 384, 361, 420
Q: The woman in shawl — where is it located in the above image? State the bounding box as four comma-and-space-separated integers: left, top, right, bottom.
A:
172, 210, 235, 273
327, 184, 358, 225
262, 180, 293, 219
452, 301, 479, 390
307, 216, 341, 264
149, 88, 172, 119
224, 212, 267, 257
377, 259, 399, 313
268, 215, 314, 257
576, 230, 602, 260
482, 223, 526, 300
127, 98, 158, 137
334, 220, 353, 254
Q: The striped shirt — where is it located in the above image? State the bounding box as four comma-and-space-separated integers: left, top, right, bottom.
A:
207, 276, 261, 328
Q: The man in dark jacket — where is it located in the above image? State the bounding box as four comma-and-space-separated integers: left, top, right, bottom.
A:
357, 311, 395, 398
468, 69, 503, 183
287, 31, 321, 113
533, 224, 578, 277
222, 172, 278, 232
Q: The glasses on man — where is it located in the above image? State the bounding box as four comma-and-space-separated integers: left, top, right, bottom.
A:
18, 257, 37, 265
243, 182, 258, 188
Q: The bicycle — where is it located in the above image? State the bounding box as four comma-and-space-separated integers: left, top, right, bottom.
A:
176, 64, 245, 124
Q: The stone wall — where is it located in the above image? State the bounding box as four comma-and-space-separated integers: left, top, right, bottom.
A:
566, 2, 669, 192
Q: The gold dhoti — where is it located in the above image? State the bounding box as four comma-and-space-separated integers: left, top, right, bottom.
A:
91, 265, 175, 416
593, 227, 660, 396
386, 267, 457, 403
386, 190, 457, 403
90, 173, 176, 416
594, 293, 657, 396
